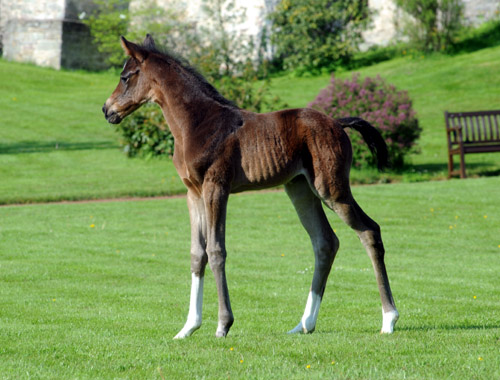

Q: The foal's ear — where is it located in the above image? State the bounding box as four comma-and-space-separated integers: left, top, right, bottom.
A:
143, 34, 156, 49
120, 36, 147, 63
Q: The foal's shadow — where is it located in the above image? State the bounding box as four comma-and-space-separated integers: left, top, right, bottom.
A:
307, 323, 500, 335
395, 323, 500, 332
0, 141, 117, 154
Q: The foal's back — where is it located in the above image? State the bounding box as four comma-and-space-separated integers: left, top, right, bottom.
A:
231, 108, 352, 194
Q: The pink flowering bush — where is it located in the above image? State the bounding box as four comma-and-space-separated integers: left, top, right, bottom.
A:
309, 74, 421, 168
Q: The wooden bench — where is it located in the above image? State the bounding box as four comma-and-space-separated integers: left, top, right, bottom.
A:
444, 110, 500, 178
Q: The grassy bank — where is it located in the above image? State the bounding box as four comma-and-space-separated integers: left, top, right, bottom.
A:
1, 45, 500, 204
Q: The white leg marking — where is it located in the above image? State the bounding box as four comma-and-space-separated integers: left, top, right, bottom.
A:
288, 291, 322, 334
381, 308, 399, 334
174, 274, 204, 339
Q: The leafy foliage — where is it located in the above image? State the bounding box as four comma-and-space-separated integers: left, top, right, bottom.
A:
309, 74, 421, 168
198, 0, 249, 78
127, 0, 199, 56
192, 0, 284, 113
448, 18, 500, 54
83, 0, 130, 68
114, 104, 174, 158
268, 0, 370, 74
394, 0, 464, 52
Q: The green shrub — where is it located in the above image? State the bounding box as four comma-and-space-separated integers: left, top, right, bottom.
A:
268, 0, 370, 74
394, 0, 464, 52
214, 63, 284, 113
83, 0, 130, 68
309, 74, 421, 168
348, 44, 403, 70
113, 104, 174, 159
448, 18, 500, 54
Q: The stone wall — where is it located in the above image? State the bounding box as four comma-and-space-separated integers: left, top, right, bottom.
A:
4, 19, 63, 68
463, 0, 500, 25
362, 0, 401, 49
0, 0, 106, 70
1, 0, 65, 68
61, 0, 108, 71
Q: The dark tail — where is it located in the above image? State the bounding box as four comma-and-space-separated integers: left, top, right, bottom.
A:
337, 117, 389, 170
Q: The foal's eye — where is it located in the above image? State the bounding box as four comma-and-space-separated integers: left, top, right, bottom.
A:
120, 76, 129, 84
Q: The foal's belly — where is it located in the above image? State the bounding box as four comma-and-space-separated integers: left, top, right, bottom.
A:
230, 168, 301, 193
230, 111, 306, 192
231, 144, 302, 193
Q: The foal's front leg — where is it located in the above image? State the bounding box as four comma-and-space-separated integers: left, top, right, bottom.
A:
203, 182, 234, 337
174, 190, 208, 339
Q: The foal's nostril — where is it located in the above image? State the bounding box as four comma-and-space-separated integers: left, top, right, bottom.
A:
102, 104, 107, 117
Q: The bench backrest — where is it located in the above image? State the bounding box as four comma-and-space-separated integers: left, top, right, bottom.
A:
445, 110, 500, 145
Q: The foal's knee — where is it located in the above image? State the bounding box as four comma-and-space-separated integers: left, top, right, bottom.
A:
191, 247, 208, 276
315, 232, 339, 267
207, 248, 227, 272
361, 223, 385, 259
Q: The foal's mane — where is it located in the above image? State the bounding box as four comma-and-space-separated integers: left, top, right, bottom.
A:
142, 44, 238, 109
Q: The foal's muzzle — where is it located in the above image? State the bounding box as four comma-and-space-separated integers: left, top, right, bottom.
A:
102, 103, 122, 124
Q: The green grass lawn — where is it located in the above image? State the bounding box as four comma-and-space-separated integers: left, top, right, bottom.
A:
2, 46, 500, 204
0, 60, 184, 204
0, 148, 184, 204
1, 177, 499, 379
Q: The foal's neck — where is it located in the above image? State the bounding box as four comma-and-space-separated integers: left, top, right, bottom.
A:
150, 60, 231, 140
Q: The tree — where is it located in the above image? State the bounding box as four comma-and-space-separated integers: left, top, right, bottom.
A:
192, 0, 281, 112
394, 0, 464, 52
127, 0, 198, 55
83, 0, 130, 67
268, 0, 370, 73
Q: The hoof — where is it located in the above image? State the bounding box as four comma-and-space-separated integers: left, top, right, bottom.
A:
173, 322, 201, 339
287, 322, 314, 334
215, 329, 228, 338
381, 309, 399, 334
173, 329, 193, 339
215, 317, 233, 338
173, 332, 188, 340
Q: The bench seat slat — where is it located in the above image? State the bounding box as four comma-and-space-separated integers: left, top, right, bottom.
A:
494, 114, 500, 140
476, 115, 482, 141
449, 144, 500, 154
448, 110, 500, 117
467, 116, 474, 141
449, 139, 500, 146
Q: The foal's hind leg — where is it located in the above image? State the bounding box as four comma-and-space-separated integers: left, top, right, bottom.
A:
324, 193, 399, 333
285, 176, 339, 334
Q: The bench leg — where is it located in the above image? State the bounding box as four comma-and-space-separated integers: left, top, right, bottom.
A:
447, 152, 454, 179
459, 149, 466, 179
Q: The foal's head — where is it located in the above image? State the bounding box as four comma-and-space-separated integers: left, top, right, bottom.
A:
102, 35, 157, 124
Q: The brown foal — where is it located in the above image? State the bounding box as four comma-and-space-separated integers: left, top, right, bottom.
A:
103, 35, 399, 338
